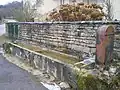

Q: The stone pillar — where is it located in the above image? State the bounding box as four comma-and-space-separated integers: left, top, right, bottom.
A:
96, 25, 115, 68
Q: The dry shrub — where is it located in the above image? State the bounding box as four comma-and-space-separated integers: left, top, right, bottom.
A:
47, 3, 105, 21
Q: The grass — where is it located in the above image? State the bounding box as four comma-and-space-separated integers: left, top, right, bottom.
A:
38, 50, 79, 64
0, 34, 10, 44
17, 43, 80, 64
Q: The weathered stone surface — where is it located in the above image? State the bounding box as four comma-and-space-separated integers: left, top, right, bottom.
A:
5, 43, 77, 89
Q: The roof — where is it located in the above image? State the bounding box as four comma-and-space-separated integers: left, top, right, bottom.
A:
2, 19, 18, 23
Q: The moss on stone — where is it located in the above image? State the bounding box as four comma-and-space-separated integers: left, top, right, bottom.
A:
17, 43, 80, 64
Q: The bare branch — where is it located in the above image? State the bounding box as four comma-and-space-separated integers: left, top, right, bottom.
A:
104, 0, 113, 20
14, 0, 42, 22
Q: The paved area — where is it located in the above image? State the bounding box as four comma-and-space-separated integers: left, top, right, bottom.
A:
0, 54, 48, 90
0, 24, 5, 36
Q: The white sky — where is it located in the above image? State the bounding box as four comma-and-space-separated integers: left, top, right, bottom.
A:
0, 0, 22, 5
41, 0, 58, 14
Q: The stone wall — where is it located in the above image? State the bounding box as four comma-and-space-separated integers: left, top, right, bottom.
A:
6, 42, 77, 89
5, 21, 120, 89
16, 21, 120, 59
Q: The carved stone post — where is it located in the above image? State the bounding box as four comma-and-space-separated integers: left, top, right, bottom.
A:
96, 25, 115, 68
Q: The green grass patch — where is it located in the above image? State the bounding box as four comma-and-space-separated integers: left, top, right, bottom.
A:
0, 34, 10, 44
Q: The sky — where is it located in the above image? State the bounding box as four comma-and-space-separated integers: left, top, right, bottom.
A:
0, 0, 22, 5
41, 0, 58, 14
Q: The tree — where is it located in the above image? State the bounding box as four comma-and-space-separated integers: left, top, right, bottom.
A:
0, 1, 22, 20
22, 0, 43, 22
13, 7, 25, 21
104, 0, 113, 20
13, 0, 42, 22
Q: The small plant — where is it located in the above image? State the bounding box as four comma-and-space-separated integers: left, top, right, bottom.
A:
75, 68, 120, 90
3, 43, 12, 54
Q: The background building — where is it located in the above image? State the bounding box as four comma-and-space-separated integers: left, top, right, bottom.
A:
112, 0, 120, 20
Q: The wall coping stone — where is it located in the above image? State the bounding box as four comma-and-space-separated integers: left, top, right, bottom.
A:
6, 21, 120, 25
